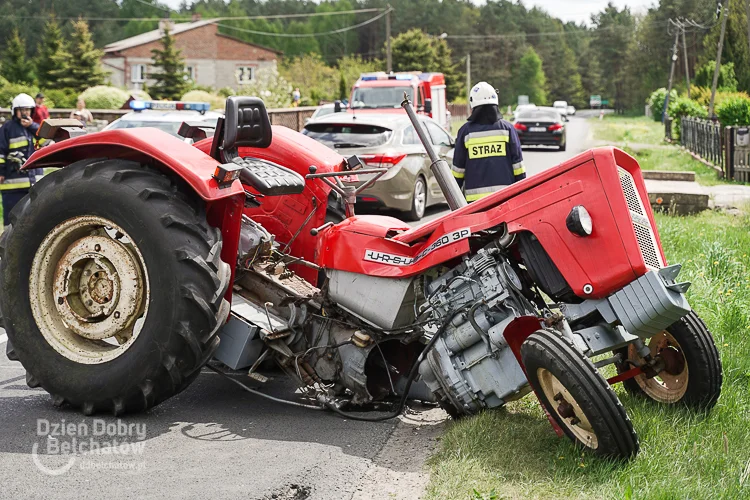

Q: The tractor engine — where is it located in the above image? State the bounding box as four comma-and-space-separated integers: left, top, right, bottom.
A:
418, 245, 538, 415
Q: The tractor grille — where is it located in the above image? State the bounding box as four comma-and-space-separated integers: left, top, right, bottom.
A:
617, 167, 663, 269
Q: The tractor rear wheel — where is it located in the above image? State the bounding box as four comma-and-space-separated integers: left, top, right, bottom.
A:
615, 311, 722, 410
0, 159, 230, 415
521, 330, 639, 459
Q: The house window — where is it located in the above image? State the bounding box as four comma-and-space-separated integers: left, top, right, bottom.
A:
184, 66, 195, 81
131, 64, 147, 83
235, 66, 255, 85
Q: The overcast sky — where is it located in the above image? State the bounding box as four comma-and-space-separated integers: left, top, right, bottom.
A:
160, 0, 656, 25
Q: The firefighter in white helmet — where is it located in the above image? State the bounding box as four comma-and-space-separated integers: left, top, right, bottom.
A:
452, 82, 526, 201
0, 93, 42, 227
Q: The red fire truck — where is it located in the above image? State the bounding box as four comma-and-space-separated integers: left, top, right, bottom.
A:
349, 72, 450, 129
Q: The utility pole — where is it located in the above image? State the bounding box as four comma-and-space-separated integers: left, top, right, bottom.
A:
385, 6, 392, 73
662, 28, 680, 123
681, 23, 691, 98
708, 1, 730, 118
466, 53, 471, 115
746, 0, 750, 74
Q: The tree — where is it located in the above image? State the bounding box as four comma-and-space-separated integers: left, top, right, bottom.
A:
280, 53, 338, 104
4, 28, 33, 84
591, 4, 636, 112
391, 29, 437, 72
35, 17, 69, 88
56, 19, 105, 92
390, 29, 463, 101
339, 72, 348, 100
694, 60, 739, 91
513, 47, 547, 105
150, 25, 189, 100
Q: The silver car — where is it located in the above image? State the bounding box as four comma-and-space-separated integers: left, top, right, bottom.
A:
302, 112, 452, 220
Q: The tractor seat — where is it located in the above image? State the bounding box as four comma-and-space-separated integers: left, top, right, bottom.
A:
235, 156, 305, 196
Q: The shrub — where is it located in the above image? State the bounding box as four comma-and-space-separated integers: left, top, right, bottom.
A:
716, 96, 750, 126
217, 87, 235, 98
181, 90, 225, 110
42, 88, 78, 108
128, 89, 151, 101
691, 86, 750, 109
668, 96, 707, 139
694, 61, 738, 91
78, 85, 130, 109
238, 66, 292, 109
0, 82, 40, 108
647, 87, 677, 121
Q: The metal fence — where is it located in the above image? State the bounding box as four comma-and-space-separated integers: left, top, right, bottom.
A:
681, 117, 724, 172
267, 106, 317, 131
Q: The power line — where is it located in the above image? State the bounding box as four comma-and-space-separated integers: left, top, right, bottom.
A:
214, 9, 391, 38
0, 8, 384, 23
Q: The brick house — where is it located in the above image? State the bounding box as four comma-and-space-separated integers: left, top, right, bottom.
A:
102, 19, 281, 91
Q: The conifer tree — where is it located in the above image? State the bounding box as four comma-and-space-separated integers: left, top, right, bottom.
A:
57, 19, 105, 92
36, 17, 69, 89
4, 29, 33, 84
150, 25, 189, 100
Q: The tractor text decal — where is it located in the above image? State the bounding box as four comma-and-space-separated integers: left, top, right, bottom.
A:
364, 228, 471, 266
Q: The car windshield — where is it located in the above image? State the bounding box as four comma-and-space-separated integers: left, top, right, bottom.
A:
351, 86, 414, 109
517, 110, 560, 122
302, 123, 393, 148
107, 119, 218, 137
313, 107, 335, 119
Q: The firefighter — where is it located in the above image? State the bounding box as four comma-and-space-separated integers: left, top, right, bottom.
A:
0, 93, 41, 227
452, 82, 526, 202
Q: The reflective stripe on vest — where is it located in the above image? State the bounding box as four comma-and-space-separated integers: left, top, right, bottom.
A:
8, 136, 29, 149
464, 184, 508, 201
465, 130, 509, 159
451, 164, 465, 179
513, 161, 526, 176
0, 178, 31, 190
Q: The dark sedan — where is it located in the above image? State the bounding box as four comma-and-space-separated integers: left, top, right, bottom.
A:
513, 107, 566, 151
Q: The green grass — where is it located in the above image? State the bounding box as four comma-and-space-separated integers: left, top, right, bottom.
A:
593, 115, 666, 146
427, 210, 750, 500
624, 146, 726, 187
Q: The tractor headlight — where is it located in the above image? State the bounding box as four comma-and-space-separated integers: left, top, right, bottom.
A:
566, 205, 592, 236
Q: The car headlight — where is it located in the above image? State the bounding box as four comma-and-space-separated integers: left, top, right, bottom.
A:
566, 205, 592, 236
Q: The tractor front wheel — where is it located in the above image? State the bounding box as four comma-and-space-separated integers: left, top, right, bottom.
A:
521, 330, 639, 459
0, 159, 231, 415
615, 311, 722, 410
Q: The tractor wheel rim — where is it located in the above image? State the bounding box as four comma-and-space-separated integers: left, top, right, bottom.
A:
537, 368, 599, 450
29, 216, 150, 364
414, 180, 426, 217
629, 331, 688, 403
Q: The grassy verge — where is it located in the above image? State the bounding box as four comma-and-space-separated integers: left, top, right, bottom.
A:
623, 146, 725, 186
427, 210, 750, 500
592, 115, 665, 146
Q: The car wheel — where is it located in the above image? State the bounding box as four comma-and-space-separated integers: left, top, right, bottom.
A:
405, 176, 427, 221
559, 141, 567, 151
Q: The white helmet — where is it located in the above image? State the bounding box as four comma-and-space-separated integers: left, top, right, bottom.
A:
11, 93, 35, 114
469, 82, 498, 109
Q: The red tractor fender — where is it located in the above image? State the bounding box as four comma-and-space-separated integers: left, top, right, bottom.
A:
24, 127, 244, 201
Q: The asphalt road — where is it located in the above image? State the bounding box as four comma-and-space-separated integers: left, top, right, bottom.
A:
0, 116, 592, 500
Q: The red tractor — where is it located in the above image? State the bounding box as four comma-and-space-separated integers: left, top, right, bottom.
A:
1, 97, 721, 460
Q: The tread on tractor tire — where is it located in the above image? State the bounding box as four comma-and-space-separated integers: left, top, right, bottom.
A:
615, 310, 722, 410
0, 158, 231, 416
521, 330, 639, 460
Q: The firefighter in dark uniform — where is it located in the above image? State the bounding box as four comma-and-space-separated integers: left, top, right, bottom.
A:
0, 93, 41, 227
452, 82, 526, 201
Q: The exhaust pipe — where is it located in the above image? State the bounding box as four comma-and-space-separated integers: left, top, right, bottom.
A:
401, 93, 467, 211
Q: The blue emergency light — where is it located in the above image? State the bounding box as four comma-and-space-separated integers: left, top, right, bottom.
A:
129, 100, 211, 114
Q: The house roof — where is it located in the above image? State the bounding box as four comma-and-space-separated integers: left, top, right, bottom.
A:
104, 19, 218, 53
103, 19, 281, 56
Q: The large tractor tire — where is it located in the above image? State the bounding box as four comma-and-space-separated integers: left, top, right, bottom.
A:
615, 311, 722, 410
0, 159, 231, 415
521, 330, 639, 460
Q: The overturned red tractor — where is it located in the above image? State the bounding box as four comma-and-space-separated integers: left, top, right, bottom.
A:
1, 97, 721, 460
